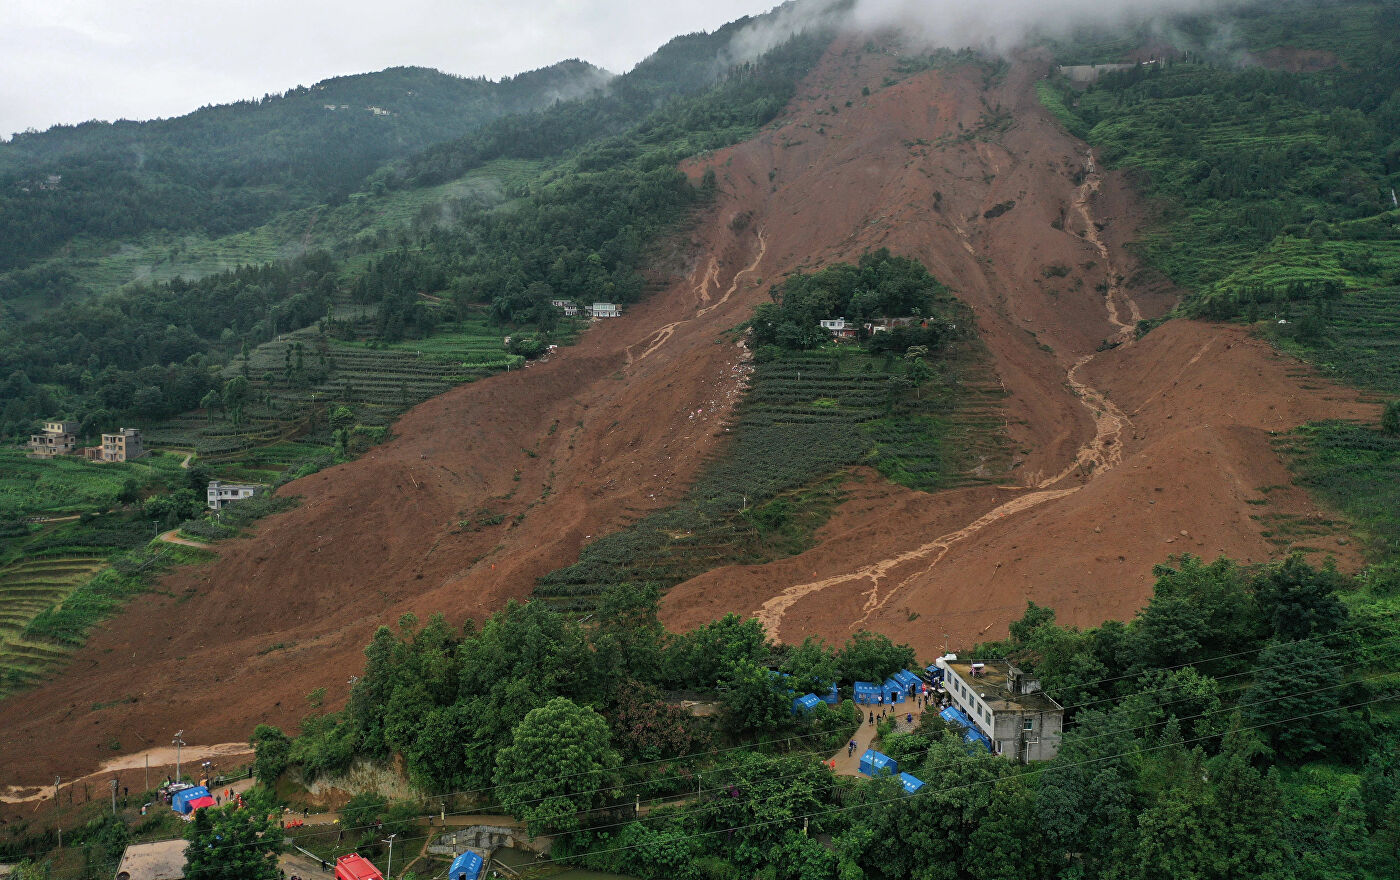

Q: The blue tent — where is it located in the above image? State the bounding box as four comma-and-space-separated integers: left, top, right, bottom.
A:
939, 705, 973, 729
448, 852, 484, 880
853, 681, 880, 704
822, 683, 840, 704
170, 786, 209, 814
939, 706, 991, 751
768, 670, 794, 693
898, 772, 925, 794
882, 678, 906, 703
893, 670, 922, 692
859, 749, 897, 777
792, 693, 821, 715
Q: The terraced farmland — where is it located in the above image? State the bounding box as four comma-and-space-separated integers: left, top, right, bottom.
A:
1272, 286, 1400, 396
535, 340, 1009, 610
0, 554, 107, 696
142, 314, 525, 458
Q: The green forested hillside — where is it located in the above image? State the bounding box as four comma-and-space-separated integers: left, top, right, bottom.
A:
0, 26, 828, 438
0, 62, 609, 283
1043, 0, 1400, 318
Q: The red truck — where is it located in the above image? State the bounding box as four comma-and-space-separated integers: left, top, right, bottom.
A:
334, 854, 384, 880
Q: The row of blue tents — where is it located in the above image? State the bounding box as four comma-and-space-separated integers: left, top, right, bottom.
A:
939, 705, 992, 751
790, 684, 840, 715
857, 749, 925, 793
853, 668, 927, 705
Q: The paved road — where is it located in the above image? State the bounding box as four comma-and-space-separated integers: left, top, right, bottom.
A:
829, 695, 937, 776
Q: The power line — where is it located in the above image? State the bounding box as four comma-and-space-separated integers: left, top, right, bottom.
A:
112, 688, 1400, 874
32, 619, 1400, 856
546, 689, 1400, 866
100, 653, 1400, 863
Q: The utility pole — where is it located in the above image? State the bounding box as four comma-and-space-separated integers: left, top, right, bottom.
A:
145, 753, 150, 792
110, 779, 118, 815
54, 776, 61, 849
382, 834, 396, 880
173, 730, 185, 783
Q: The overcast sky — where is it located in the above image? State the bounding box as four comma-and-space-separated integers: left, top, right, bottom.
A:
0, 0, 780, 139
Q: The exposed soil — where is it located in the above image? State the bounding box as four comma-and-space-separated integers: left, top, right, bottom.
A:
0, 39, 1376, 793
661, 43, 1373, 654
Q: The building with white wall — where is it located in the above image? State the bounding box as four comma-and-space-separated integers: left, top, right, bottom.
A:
939, 658, 1064, 762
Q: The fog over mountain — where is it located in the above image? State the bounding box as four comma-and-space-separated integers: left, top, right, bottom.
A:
727, 0, 1256, 62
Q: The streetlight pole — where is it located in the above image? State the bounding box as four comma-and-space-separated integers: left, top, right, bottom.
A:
382, 834, 396, 880
54, 776, 61, 849
110, 779, 118, 815
173, 731, 185, 783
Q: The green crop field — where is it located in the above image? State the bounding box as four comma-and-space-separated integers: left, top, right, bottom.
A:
1266, 286, 1400, 396
0, 554, 107, 696
1280, 420, 1400, 563
534, 339, 1008, 610
141, 311, 528, 458
0, 449, 186, 519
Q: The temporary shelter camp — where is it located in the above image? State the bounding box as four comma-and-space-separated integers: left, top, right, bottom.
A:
169, 787, 209, 815
859, 749, 897, 777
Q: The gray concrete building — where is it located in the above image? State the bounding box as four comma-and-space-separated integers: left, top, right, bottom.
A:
940, 658, 1064, 762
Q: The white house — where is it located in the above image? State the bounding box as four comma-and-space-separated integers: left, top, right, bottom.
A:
207, 481, 263, 511
818, 317, 859, 340
589, 302, 621, 319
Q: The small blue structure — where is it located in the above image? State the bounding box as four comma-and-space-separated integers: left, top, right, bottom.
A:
792, 693, 822, 715
893, 670, 923, 693
939, 706, 991, 751
822, 683, 840, 704
924, 663, 945, 683
898, 772, 925, 794
853, 681, 881, 704
448, 852, 484, 880
170, 786, 209, 815
882, 678, 906, 703
859, 749, 897, 777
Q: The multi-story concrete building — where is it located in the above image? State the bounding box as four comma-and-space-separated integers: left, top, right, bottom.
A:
588, 302, 621, 318
99, 428, 146, 462
938, 658, 1064, 762
27, 421, 80, 458
206, 481, 263, 510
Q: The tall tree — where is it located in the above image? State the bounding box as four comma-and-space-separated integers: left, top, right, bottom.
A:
184, 801, 280, 880
493, 697, 620, 836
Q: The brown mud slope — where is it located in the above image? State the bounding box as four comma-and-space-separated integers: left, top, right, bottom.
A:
659, 44, 1374, 652
0, 41, 1373, 787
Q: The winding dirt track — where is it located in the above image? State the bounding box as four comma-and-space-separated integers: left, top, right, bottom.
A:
753, 151, 1139, 638
0, 40, 1377, 792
